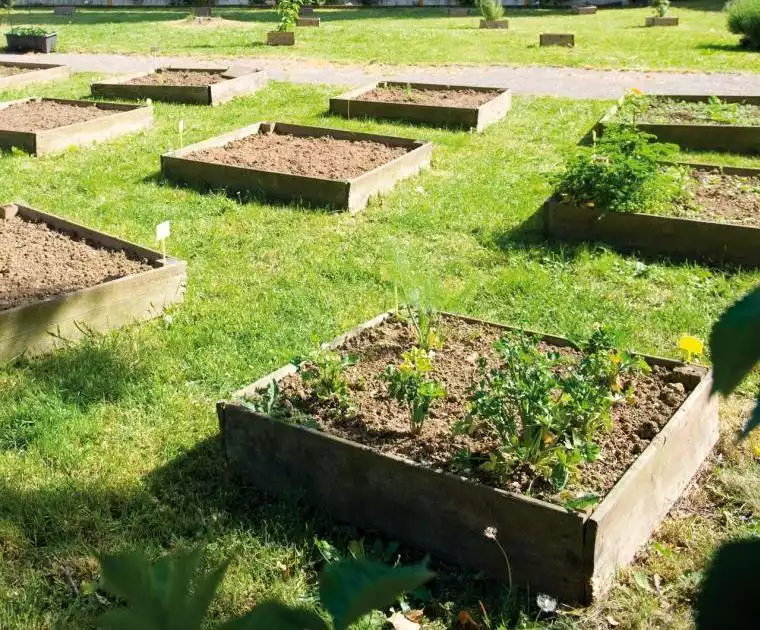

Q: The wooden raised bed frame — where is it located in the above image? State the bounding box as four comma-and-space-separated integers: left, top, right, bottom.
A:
0, 204, 186, 362
542, 163, 760, 267
218, 311, 718, 604
0, 98, 153, 156
597, 94, 760, 154
540, 33, 575, 47
91, 66, 268, 106
161, 121, 433, 212
0, 61, 70, 90
330, 82, 511, 132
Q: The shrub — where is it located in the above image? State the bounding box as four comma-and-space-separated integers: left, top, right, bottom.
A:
276, 0, 301, 31
651, 0, 670, 17
727, 0, 760, 50
554, 126, 686, 214
478, 0, 504, 21
7, 26, 51, 36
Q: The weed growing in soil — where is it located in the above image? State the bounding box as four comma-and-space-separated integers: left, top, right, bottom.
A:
382, 347, 446, 435
298, 347, 355, 411
624, 96, 760, 126
555, 126, 686, 213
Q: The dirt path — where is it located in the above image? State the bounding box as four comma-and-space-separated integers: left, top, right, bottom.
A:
2, 52, 760, 99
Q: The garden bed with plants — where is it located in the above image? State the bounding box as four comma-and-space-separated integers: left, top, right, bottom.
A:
0, 97, 153, 156
4, 27, 57, 53
0, 60, 70, 89
543, 126, 760, 266
219, 309, 718, 604
329, 82, 511, 131
91, 66, 267, 106
0, 203, 186, 362
599, 93, 760, 153
161, 122, 432, 211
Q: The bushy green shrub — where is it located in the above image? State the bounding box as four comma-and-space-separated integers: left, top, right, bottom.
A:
554, 126, 686, 213
727, 0, 760, 49
478, 0, 504, 21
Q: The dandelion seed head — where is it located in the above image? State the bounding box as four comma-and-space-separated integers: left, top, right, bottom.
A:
483, 526, 498, 540
536, 593, 558, 614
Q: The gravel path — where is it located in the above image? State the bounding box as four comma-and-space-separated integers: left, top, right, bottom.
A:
2, 52, 760, 99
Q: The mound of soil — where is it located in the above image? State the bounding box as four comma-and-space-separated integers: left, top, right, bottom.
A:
125, 70, 226, 87
0, 100, 112, 132
358, 85, 503, 108
678, 170, 760, 228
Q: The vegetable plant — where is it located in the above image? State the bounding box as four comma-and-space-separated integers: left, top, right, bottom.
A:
297, 347, 354, 411
727, 0, 760, 49
94, 546, 434, 630
382, 347, 446, 434
276, 0, 302, 32
478, 0, 504, 21
651, 0, 670, 17
7, 26, 51, 36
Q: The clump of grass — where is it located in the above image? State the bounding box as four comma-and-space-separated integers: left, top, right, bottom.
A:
727, 0, 760, 49
478, 0, 504, 22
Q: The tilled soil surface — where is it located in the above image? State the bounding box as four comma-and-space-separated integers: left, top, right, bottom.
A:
358, 85, 503, 108
0, 100, 112, 132
262, 315, 694, 505
189, 131, 410, 179
125, 70, 226, 86
678, 170, 760, 227
634, 97, 760, 126
0, 214, 153, 311
0, 65, 26, 77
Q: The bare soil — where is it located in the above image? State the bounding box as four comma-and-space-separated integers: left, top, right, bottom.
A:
265, 315, 693, 505
189, 131, 411, 179
0, 214, 154, 311
677, 170, 760, 228
0, 66, 27, 77
0, 100, 112, 132
124, 70, 226, 87
635, 97, 760, 127
358, 85, 503, 108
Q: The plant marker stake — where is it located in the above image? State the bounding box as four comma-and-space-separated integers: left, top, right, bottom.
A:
156, 220, 170, 264
150, 46, 159, 71
678, 335, 703, 363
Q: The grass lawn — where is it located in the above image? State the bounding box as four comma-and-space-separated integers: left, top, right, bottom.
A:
0, 74, 758, 629
2, 0, 757, 72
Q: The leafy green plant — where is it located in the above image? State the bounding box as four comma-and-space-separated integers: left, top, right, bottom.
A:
651, 0, 670, 17
7, 25, 51, 36
478, 0, 504, 21
297, 347, 354, 411
276, 0, 302, 31
95, 546, 434, 630
555, 126, 685, 214
382, 347, 446, 434
727, 0, 760, 50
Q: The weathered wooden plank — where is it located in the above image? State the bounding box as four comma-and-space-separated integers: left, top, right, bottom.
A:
0, 62, 70, 89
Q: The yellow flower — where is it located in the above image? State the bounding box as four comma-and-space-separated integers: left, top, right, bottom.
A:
630, 87, 644, 95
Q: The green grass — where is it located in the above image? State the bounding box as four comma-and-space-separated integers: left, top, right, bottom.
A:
0, 75, 758, 629
2, 0, 757, 72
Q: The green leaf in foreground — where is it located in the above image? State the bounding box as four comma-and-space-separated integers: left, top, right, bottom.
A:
219, 601, 328, 630
319, 560, 434, 630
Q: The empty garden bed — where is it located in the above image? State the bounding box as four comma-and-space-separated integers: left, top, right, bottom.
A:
543, 163, 760, 266
598, 94, 760, 153
91, 66, 267, 106
0, 98, 153, 156
161, 122, 432, 211
0, 61, 70, 89
219, 311, 718, 604
0, 204, 186, 361
330, 82, 511, 131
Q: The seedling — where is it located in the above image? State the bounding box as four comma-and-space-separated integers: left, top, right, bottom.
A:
298, 346, 355, 410
276, 0, 302, 32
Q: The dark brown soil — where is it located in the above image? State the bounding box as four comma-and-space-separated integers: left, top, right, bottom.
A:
261, 315, 694, 505
677, 170, 760, 228
125, 70, 226, 87
0, 100, 112, 132
358, 85, 503, 108
0, 213, 154, 311
189, 131, 410, 179
0, 66, 27, 77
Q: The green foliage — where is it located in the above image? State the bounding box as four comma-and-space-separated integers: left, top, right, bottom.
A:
651, 0, 670, 17
382, 347, 446, 434
456, 331, 647, 490
555, 126, 684, 213
478, 0, 504, 21
97, 547, 433, 630
727, 0, 760, 49
298, 347, 354, 411
276, 0, 302, 31
7, 25, 51, 36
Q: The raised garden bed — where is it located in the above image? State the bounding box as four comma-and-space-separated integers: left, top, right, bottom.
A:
540, 33, 575, 46
297, 17, 320, 26
0, 97, 153, 156
480, 19, 508, 28
447, 6, 470, 15
299, 5, 315, 15
91, 66, 267, 106
218, 311, 718, 604
329, 81, 511, 132
193, 6, 212, 17
161, 121, 432, 212
646, 16, 678, 26
571, 5, 597, 13
53, 5, 74, 15
598, 94, 760, 154
542, 162, 760, 267
0, 203, 186, 362
5, 31, 57, 54
0, 61, 70, 90
267, 31, 295, 46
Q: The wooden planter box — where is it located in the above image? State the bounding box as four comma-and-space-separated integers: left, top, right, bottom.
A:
571, 5, 597, 13
267, 31, 295, 45
597, 94, 760, 154
297, 17, 320, 26
0, 98, 153, 157
0, 204, 186, 362
5, 32, 57, 53
299, 5, 315, 15
161, 122, 432, 212
540, 33, 575, 46
541, 163, 760, 267
447, 7, 469, 15
646, 16, 678, 26
0, 61, 70, 89
218, 311, 718, 604
193, 6, 212, 17
480, 19, 508, 28
330, 81, 511, 132
53, 5, 74, 15
91, 66, 267, 106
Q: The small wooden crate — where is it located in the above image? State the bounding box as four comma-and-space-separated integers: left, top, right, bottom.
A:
480, 19, 508, 28
540, 33, 575, 47
646, 16, 679, 26
267, 31, 295, 45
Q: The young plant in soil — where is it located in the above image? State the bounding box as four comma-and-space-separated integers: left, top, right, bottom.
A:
478, 0, 504, 21
619, 95, 760, 127
651, 0, 670, 17
276, 0, 302, 32
298, 346, 355, 412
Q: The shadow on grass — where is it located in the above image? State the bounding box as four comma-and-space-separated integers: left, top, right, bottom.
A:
695, 42, 746, 53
